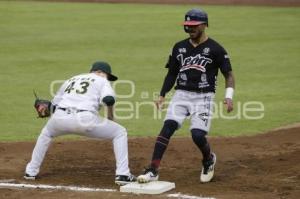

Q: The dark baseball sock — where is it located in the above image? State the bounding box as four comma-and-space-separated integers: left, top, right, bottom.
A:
151, 120, 178, 169
191, 129, 212, 162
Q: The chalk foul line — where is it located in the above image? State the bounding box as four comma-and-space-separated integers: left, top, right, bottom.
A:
0, 182, 117, 192
0, 181, 216, 199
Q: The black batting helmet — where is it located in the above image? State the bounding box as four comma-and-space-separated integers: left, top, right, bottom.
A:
183, 8, 208, 27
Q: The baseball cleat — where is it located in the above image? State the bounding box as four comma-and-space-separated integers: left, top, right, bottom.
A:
24, 173, 36, 180
137, 167, 159, 183
115, 174, 136, 186
200, 152, 216, 183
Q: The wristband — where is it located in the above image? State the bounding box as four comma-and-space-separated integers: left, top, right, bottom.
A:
225, 87, 234, 99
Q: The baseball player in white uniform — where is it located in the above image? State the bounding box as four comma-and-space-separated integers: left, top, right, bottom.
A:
24, 61, 136, 185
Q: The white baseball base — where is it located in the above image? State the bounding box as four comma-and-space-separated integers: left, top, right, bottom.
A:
120, 181, 175, 194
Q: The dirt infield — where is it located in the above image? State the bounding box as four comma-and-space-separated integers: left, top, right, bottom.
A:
0, 125, 299, 199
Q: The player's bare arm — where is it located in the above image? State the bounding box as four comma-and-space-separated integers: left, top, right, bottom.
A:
102, 96, 115, 120
107, 106, 114, 121
223, 71, 235, 113
155, 96, 165, 110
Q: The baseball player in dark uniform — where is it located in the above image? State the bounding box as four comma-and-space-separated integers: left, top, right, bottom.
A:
138, 8, 235, 183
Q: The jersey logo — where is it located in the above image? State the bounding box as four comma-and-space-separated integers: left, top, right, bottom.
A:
203, 47, 210, 55
201, 73, 207, 82
180, 73, 187, 81
179, 48, 187, 53
177, 54, 212, 72
198, 112, 209, 122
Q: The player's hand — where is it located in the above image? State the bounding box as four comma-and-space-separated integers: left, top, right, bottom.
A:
224, 98, 233, 113
155, 96, 165, 110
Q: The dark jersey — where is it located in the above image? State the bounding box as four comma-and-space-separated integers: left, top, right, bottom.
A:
160, 38, 232, 96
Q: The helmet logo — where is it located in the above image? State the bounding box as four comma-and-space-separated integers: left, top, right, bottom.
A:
187, 16, 190, 21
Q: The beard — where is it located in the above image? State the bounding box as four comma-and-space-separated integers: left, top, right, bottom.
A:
189, 30, 203, 40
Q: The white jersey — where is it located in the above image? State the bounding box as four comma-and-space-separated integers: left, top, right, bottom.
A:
52, 73, 115, 112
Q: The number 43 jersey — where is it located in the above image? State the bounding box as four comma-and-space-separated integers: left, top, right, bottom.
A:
52, 73, 115, 112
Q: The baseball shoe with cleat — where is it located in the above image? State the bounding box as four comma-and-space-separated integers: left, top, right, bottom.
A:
200, 152, 216, 183
137, 167, 159, 183
115, 174, 136, 186
24, 173, 36, 180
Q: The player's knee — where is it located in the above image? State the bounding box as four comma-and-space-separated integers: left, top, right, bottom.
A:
36, 128, 53, 146
164, 120, 178, 130
191, 129, 207, 147
120, 125, 127, 133
118, 126, 128, 137
159, 120, 178, 139
40, 126, 54, 138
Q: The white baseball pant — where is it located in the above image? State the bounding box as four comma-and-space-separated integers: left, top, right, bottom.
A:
25, 108, 130, 177
164, 90, 215, 132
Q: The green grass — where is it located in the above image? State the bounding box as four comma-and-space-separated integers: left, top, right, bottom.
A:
0, 1, 299, 141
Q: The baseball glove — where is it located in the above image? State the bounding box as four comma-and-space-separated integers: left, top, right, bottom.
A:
34, 99, 52, 118
33, 90, 55, 118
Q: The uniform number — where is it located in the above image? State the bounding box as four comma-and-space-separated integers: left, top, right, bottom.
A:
64, 81, 90, 94
76, 81, 90, 94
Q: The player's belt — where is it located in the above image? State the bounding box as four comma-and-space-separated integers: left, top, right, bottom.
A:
57, 107, 89, 113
